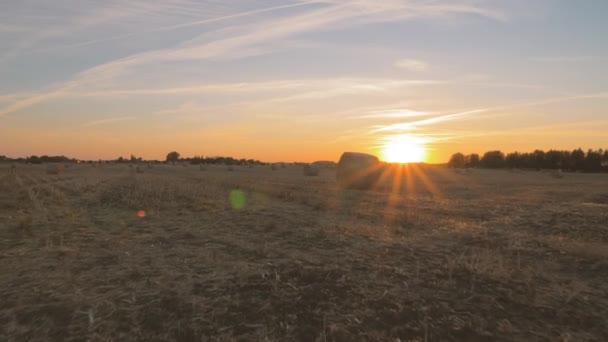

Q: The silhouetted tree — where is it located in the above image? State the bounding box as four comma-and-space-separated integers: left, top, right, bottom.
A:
481, 151, 505, 168
571, 148, 586, 171
166, 151, 180, 164
585, 149, 603, 172
448, 153, 466, 168
467, 154, 480, 168
505, 152, 521, 169
545, 150, 563, 169
531, 150, 545, 170
27, 156, 42, 164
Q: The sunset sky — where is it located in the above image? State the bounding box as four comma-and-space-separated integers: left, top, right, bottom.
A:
1, 0, 607, 163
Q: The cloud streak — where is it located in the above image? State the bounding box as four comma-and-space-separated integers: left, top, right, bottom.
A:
81, 116, 136, 127
0, 0, 505, 116
371, 109, 488, 132
395, 59, 429, 71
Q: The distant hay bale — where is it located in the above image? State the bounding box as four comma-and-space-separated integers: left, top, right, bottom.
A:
135, 166, 144, 173
336, 152, 383, 190
46, 163, 64, 175
271, 164, 278, 171
226, 166, 235, 172
303, 164, 320, 176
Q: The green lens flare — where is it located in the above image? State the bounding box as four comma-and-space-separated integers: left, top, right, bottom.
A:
229, 189, 246, 209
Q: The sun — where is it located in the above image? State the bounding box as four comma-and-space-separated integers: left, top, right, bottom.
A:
381, 134, 426, 163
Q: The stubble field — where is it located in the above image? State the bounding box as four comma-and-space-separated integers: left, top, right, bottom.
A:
1, 163, 607, 341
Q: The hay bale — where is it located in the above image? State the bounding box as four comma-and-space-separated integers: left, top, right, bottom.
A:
46, 163, 64, 175
135, 166, 144, 173
271, 164, 278, 171
226, 166, 235, 172
336, 152, 383, 190
303, 164, 320, 176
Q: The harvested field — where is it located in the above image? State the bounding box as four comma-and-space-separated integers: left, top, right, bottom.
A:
1, 164, 607, 341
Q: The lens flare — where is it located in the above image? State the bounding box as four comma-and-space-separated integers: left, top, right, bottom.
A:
229, 189, 246, 209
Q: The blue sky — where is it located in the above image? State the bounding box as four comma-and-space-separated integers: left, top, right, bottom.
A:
1, 0, 607, 162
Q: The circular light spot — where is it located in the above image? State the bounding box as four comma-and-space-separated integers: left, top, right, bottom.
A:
137, 210, 146, 218
229, 190, 246, 209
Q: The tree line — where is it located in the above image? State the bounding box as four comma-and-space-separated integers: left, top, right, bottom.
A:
448, 148, 608, 172
0, 155, 78, 164
0, 152, 264, 166
164, 151, 264, 165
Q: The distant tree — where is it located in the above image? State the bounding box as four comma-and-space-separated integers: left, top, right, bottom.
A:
448, 153, 466, 168
468, 154, 480, 168
571, 148, 586, 171
27, 155, 42, 164
166, 151, 180, 164
602, 150, 608, 171
531, 150, 545, 170
545, 150, 563, 169
505, 152, 521, 169
130, 154, 137, 163
117, 156, 125, 163
584, 149, 603, 173
481, 150, 505, 168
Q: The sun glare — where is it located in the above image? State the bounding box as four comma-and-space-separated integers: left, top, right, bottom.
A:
381, 134, 426, 163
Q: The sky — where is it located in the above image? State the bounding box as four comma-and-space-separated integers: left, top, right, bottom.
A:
1, 0, 607, 163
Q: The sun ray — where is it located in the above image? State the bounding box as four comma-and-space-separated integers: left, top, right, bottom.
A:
410, 164, 444, 199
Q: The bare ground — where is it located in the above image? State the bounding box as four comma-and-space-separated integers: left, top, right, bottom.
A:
1, 164, 607, 341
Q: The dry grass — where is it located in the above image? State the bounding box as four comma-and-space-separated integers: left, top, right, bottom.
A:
0, 164, 607, 341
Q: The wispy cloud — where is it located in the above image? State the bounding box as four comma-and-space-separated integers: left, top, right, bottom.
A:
369, 92, 608, 134
355, 109, 433, 119
81, 116, 136, 127
0, 0, 503, 117
371, 109, 488, 133
0, 77, 443, 118
394, 59, 429, 71
47, 1, 325, 50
